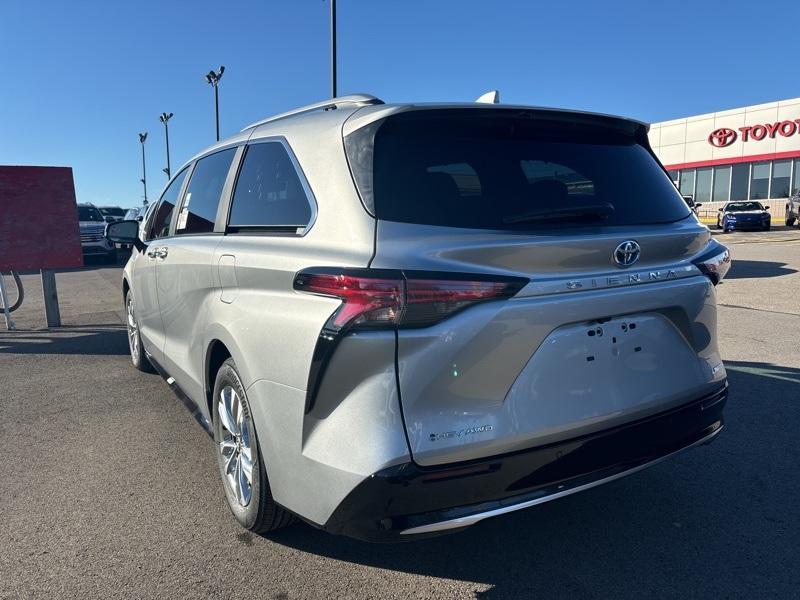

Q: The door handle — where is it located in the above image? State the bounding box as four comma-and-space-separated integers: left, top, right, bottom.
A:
146, 246, 168, 259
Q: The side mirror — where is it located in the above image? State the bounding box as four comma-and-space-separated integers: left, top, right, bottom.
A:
104, 215, 115, 223
136, 215, 144, 222
106, 220, 145, 251
718, 207, 723, 212
764, 206, 770, 210
694, 203, 703, 209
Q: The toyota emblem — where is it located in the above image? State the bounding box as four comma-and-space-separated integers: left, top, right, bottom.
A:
708, 128, 737, 148
613, 240, 641, 267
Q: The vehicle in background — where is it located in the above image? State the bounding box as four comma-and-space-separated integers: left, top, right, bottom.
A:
682, 195, 702, 215
77, 203, 117, 263
98, 206, 126, 223
716, 201, 771, 232
786, 189, 800, 227
119, 204, 157, 248
108, 95, 730, 542
686, 196, 702, 215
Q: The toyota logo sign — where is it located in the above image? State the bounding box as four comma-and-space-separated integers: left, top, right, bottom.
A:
613, 240, 641, 267
708, 128, 737, 148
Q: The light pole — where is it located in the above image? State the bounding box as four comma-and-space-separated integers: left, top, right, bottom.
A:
138, 132, 148, 204
159, 112, 173, 179
330, 0, 337, 98
205, 66, 225, 141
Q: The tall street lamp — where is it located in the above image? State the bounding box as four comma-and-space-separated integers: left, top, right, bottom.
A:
159, 112, 174, 179
330, 0, 337, 98
138, 132, 148, 204
205, 66, 225, 141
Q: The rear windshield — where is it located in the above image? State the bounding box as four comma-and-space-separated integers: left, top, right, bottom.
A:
99, 207, 125, 217
78, 206, 104, 222
345, 109, 691, 230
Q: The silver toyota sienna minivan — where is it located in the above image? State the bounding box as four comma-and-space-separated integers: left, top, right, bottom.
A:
109, 94, 731, 541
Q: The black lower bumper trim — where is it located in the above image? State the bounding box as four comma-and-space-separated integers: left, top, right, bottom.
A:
324, 382, 727, 542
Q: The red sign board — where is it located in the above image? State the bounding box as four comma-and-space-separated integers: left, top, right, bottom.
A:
0, 166, 84, 270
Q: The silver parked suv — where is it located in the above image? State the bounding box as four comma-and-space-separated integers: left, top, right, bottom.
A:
108, 95, 731, 541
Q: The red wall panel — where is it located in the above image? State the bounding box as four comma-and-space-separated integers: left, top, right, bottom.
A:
0, 166, 83, 270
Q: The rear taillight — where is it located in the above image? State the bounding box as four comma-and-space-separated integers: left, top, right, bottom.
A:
692, 240, 731, 285
293, 268, 528, 412
293, 271, 403, 329
293, 268, 527, 331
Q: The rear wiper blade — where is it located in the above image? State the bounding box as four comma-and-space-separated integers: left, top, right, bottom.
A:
503, 202, 615, 224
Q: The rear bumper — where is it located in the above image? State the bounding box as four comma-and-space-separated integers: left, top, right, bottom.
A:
323, 382, 727, 542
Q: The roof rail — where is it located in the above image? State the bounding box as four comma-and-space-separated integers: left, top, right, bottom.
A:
241, 94, 384, 131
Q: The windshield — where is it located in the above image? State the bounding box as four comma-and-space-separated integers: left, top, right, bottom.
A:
726, 202, 764, 212
99, 207, 125, 216
78, 206, 104, 222
346, 109, 691, 230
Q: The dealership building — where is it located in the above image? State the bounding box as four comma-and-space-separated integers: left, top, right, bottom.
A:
648, 97, 800, 216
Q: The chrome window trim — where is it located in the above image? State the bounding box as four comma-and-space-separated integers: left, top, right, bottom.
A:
170, 146, 239, 238
223, 136, 318, 237
146, 165, 193, 242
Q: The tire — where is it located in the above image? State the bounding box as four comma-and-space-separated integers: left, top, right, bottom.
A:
125, 290, 154, 373
786, 211, 796, 227
213, 358, 295, 533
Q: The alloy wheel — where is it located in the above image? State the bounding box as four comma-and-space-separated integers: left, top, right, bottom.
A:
217, 386, 254, 507
126, 298, 140, 363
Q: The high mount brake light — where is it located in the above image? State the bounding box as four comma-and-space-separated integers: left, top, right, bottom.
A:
293, 268, 528, 412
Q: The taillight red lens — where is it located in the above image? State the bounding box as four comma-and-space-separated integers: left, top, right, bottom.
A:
293, 272, 403, 329
294, 268, 527, 331
403, 278, 523, 327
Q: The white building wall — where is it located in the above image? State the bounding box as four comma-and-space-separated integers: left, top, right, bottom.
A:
649, 98, 800, 167
648, 98, 800, 220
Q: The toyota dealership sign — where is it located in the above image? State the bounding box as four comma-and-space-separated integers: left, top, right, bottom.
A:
648, 98, 800, 172
708, 120, 800, 147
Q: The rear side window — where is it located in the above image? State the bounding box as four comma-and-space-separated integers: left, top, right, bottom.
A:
149, 167, 188, 239
346, 109, 691, 230
228, 142, 312, 229
176, 148, 236, 235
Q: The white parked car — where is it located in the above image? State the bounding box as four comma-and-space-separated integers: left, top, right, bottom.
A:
77, 203, 117, 263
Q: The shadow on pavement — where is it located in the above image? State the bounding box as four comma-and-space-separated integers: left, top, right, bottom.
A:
265, 362, 800, 598
725, 259, 798, 279
0, 326, 128, 356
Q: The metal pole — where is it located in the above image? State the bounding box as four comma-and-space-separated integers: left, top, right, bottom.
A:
164, 121, 171, 178
40, 269, 61, 328
330, 0, 337, 98
140, 138, 148, 203
0, 272, 16, 330
215, 85, 220, 141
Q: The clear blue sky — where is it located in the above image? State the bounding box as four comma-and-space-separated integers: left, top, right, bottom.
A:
2, 0, 797, 207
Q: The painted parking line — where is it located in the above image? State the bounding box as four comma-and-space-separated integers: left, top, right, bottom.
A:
725, 364, 800, 385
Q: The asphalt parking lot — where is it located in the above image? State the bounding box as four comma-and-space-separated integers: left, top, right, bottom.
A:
2, 228, 799, 599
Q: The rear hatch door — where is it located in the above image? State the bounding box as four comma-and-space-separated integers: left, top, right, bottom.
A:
347, 107, 724, 466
